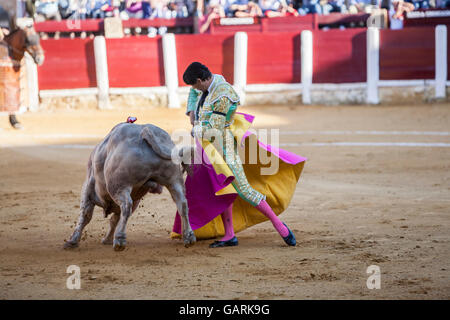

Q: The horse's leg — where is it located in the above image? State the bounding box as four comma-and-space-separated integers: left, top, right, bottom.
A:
9, 113, 22, 129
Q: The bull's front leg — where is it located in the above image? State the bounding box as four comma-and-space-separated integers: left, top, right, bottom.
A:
111, 189, 133, 251
168, 181, 196, 247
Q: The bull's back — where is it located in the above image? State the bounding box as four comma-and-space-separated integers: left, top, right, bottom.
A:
93, 123, 171, 186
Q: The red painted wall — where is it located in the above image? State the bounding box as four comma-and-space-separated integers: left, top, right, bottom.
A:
313, 28, 366, 83
106, 37, 164, 87
379, 27, 435, 80
37, 28, 442, 90
175, 34, 234, 86
247, 32, 301, 84
38, 38, 96, 90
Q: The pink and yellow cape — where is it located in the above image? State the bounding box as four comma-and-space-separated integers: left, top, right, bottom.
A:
171, 112, 306, 240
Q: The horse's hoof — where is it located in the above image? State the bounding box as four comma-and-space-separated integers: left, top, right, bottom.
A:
113, 238, 126, 251
101, 238, 113, 245
63, 241, 79, 249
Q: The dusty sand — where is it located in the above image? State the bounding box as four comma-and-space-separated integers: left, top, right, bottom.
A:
0, 103, 449, 300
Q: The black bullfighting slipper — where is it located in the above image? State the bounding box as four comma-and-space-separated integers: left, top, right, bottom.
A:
282, 223, 296, 246
209, 236, 238, 248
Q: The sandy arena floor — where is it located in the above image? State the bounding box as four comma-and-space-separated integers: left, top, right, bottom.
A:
0, 103, 449, 300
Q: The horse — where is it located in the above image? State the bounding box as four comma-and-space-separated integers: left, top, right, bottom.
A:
1, 24, 44, 129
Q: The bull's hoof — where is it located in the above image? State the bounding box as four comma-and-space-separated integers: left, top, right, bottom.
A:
113, 238, 126, 251
183, 230, 196, 248
63, 241, 79, 249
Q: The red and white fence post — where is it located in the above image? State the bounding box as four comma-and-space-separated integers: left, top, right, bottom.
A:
24, 52, 39, 111
366, 27, 380, 104
435, 25, 447, 99
234, 32, 248, 105
93, 36, 111, 109
301, 30, 313, 105
162, 33, 180, 109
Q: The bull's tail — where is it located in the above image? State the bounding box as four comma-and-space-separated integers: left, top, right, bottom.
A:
141, 126, 173, 160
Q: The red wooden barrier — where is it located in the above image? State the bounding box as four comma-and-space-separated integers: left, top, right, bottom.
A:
313, 28, 366, 83
247, 32, 300, 84
34, 18, 194, 33
210, 15, 316, 34
106, 37, 165, 87
261, 15, 317, 32
175, 34, 234, 86
122, 18, 194, 28
35, 19, 104, 33
404, 9, 450, 28
317, 12, 370, 27
379, 27, 435, 80
37, 28, 444, 90
38, 38, 96, 90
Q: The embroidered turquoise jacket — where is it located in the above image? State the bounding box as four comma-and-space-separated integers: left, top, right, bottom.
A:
192, 74, 240, 141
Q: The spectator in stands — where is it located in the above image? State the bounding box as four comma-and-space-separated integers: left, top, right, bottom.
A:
144, 0, 172, 36
436, 0, 450, 7
76, 0, 89, 19
285, 0, 300, 14
35, 0, 62, 22
297, 0, 328, 14
198, 0, 226, 32
389, 0, 415, 29
298, 0, 349, 14
148, 0, 172, 18
228, 0, 263, 17
58, 0, 73, 19
168, 0, 196, 17
203, 0, 228, 17
86, 0, 111, 19
323, 0, 348, 14
346, 0, 372, 14
124, 0, 144, 18
406, 0, 432, 9
139, 0, 151, 18
259, 0, 299, 16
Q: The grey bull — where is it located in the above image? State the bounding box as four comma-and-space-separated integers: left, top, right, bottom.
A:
63, 122, 196, 251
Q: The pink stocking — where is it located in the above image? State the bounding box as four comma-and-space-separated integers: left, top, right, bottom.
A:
220, 203, 235, 241
256, 200, 289, 237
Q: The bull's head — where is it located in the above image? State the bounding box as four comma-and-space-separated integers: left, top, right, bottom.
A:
177, 145, 195, 177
